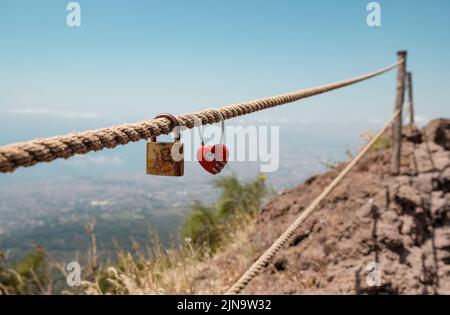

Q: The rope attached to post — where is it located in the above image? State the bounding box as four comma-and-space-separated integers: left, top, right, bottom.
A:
0, 60, 402, 173
225, 109, 401, 295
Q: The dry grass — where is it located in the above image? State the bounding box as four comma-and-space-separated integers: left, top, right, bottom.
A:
1, 175, 269, 295
360, 129, 391, 152
79, 214, 257, 295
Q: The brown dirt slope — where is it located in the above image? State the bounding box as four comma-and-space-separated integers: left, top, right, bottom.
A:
196, 119, 450, 295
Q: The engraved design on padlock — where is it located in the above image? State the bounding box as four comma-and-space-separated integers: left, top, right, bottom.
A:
146, 113, 184, 177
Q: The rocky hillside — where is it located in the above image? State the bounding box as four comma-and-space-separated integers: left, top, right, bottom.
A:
194, 119, 450, 294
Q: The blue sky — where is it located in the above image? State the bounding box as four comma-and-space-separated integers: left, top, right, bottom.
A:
0, 0, 449, 135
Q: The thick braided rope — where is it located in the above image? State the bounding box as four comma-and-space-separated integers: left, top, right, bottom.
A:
225, 109, 401, 295
0, 61, 402, 173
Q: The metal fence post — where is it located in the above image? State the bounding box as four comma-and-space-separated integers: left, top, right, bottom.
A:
406, 72, 414, 126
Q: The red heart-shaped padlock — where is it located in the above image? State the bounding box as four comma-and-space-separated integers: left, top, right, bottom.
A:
196, 144, 229, 175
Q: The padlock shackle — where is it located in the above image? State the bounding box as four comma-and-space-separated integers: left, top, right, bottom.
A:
151, 113, 181, 142
197, 109, 225, 145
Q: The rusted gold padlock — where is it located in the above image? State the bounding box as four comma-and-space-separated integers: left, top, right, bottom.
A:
146, 113, 184, 177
